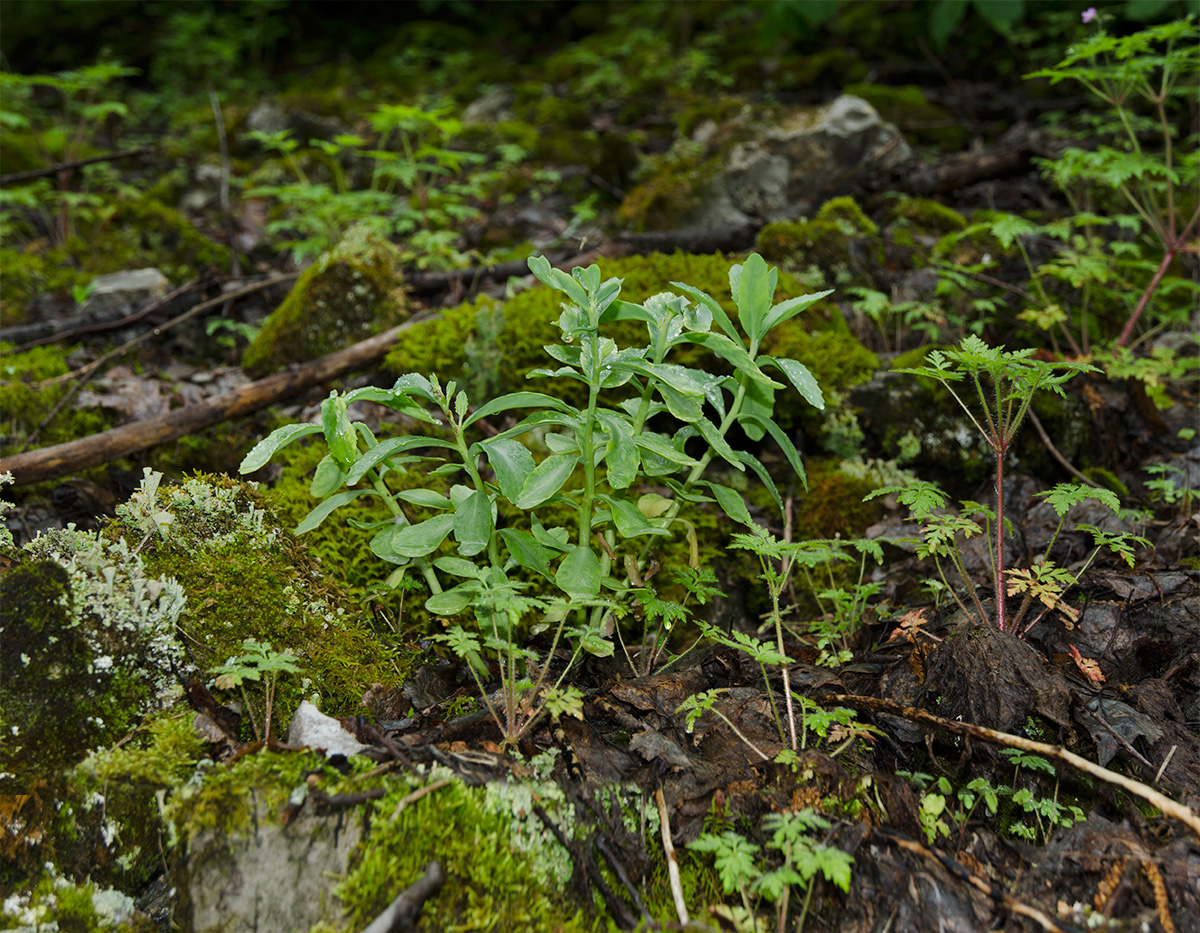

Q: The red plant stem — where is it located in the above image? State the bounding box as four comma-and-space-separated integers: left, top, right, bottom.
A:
1116, 248, 1176, 349
1116, 218, 1200, 349
994, 443, 1007, 632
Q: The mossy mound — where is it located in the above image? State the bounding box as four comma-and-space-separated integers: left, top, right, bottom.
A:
243, 225, 413, 373
755, 197, 885, 284
108, 470, 411, 727
844, 83, 968, 152
1, 538, 187, 793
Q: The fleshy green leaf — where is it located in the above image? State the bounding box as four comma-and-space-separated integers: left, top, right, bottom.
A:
738, 412, 806, 489
482, 437, 536, 502
633, 433, 700, 467
322, 392, 359, 469
239, 423, 322, 473
761, 290, 834, 333
345, 435, 458, 485
393, 513, 455, 557
498, 528, 554, 580
516, 454, 578, 509
763, 356, 825, 410
295, 490, 364, 534
556, 545, 602, 597
309, 454, 346, 497
465, 391, 576, 427
453, 489, 493, 557
705, 483, 755, 526
602, 496, 671, 538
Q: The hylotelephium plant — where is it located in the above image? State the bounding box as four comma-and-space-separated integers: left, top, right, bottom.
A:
240, 253, 830, 746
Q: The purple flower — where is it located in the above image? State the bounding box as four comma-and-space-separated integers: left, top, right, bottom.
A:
1082, 7, 1097, 23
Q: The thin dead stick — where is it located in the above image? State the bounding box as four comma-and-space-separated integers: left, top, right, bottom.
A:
16, 275, 294, 454
0, 146, 152, 185
822, 693, 1200, 838
0, 311, 436, 486
207, 86, 241, 278
388, 777, 453, 822
654, 787, 689, 926
17, 279, 200, 452
1027, 409, 1101, 489
5, 277, 201, 352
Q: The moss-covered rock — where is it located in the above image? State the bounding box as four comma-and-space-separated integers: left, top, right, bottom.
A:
243, 224, 413, 373
755, 196, 885, 284
168, 751, 605, 933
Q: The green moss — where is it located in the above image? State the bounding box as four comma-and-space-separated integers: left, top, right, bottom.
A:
758, 328, 879, 432
243, 224, 413, 374
755, 197, 884, 282
791, 460, 883, 540
845, 83, 968, 152
0, 342, 114, 479
0, 246, 93, 323
1081, 467, 1128, 498
885, 197, 967, 236
111, 472, 409, 724
338, 774, 596, 932
86, 197, 231, 282
884, 197, 968, 262
618, 145, 724, 231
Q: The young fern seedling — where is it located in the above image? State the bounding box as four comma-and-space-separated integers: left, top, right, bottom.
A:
240, 252, 830, 746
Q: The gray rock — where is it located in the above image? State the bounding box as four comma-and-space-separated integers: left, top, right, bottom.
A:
80, 268, 171, 316
688, 95, 913, 229
287, 699, 370, 758
181, 800, 363, 933
463, 87, 514, 124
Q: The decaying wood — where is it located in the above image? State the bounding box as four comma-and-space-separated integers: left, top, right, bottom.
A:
821, 693, 1200, 839
0, 312, 437, 486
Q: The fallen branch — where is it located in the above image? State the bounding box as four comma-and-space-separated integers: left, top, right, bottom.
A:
360, 861, 445, 933
0, 311, 437, 486
0, 146, 152, 185
821, 693, 1200, 839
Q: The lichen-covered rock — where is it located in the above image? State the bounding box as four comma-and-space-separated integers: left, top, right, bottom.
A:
1, 531, 187, 790
242, 224, 412, 373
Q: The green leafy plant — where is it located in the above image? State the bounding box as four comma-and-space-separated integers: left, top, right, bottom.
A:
244, 101, 520, 267
0, 61, 138, 245
211, 638, 301, 744
689, 809, 852, 933
1026, 14, 1199, 349
869, 337, 1097, 632
239, 252, 830, 745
